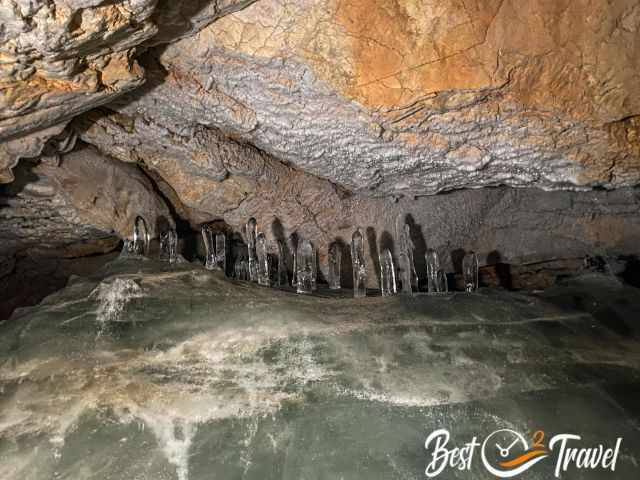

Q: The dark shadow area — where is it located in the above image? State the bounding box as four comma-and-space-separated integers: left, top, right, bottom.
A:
0, 160, 40, 199
487, 250, 513, 290
450, 248, 466, 291
333, 237, 351, 289
620, 255, 640, 288
271, 218, 286, 246
593, 307, 633, 337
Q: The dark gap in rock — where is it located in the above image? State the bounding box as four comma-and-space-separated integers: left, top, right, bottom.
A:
619, 255, 640, 288
135, 162, 200, 261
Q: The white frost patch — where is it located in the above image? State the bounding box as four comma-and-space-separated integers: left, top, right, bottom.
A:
90, 278, 144, 324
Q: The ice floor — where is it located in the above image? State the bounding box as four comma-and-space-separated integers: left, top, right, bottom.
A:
0, 258, 639, 479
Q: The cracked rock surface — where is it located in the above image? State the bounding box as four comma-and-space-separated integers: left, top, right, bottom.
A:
98, 0, 640, 196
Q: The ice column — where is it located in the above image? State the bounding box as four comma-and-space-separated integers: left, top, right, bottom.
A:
437, 270, 449, 294
425, 248, 439, 293
201, 225, 215, 270
246, 218, 258, 282
256, 233, 270, 286
379, 249, 397, 296
160, 229, 178, 264
396, 216, 416, 295
133, 215, 150, 256
328, 242, 342, 290
462, 251, 479, 292
275, 241, 288, 287
425, 248, 448, 294
296, 239, 316, 294
288, 234, 298, 288
351, 228, 367, 298
234, 257, 249, 280
215, 233, 226, 272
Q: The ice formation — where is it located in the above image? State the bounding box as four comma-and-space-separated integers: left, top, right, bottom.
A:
351, 228, 367, 298
159, 229, 178, 264
215, 233, 226, 272
328, 242, 342, 290
275, 241, 288, 287
133, 215, 150, 256
425, 248, 448, 294
379, 249, 397, 296
296, 239, 316, 294
462, 251, 479, 292
201, 224, 215, 270
246, 218, 258, 282
396, 215, 416, 296
256, 233, 270, 286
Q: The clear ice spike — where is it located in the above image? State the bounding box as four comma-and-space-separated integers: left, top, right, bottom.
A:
379, 249, 397, 297
395, 215, 416, 295
425, 248, 440, 293
246, 218, 258, 282
351, 228, 367, 298
215, 233, 226, 273
437, 269, 448, 294
328, 242, 342, 290
276, 241, 288, 287
201, 225, 216, 270
256, 233, 270, 286
296, 239, 316, 294
234, 257, 249, 280
133, 215, 150, 256
288, 234, 298, 288
160, 229, 178, 264
462, 251, 479, 292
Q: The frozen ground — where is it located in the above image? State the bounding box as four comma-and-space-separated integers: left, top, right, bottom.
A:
0, 258, 639, 479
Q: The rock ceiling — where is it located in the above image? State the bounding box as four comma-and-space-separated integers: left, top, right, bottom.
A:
1, 0, 640, 265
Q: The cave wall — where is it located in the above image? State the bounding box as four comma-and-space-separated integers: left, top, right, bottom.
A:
1, 0, 640, 310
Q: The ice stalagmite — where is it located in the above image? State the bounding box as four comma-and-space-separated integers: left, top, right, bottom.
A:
296, 239, 316, 294
276, 241, 288, 287
462, 251, 479, 292
160, 229, 178, 264
437, 270, 449, 294
202, 225, 215, 270
234, 257, 249, 280
256, 233, 270, 286
288, 234, 298, 288
246, 218, 258, 282
379, 249, 397, 296
395, 215, 416, 295
215, 233, 226, 273
425, 248, 439, 293
426, 248, 448, 294
132, 215, 150, 256
351, 228, 367, 298
328, 242, 342, 290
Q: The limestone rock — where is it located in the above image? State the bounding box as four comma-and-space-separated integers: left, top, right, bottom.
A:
77, 109, 640, 287
0, 0, 156, 140
104, 0, 639, 196
0, 145, 172, 258
0, 0, 258, 182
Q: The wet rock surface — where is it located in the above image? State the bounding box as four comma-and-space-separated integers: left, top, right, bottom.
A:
0, 260, 639, 479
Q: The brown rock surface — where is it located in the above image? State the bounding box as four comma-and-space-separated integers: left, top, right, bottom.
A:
77, 109, 640, 288
108, 0, 637, 196
1, 145, 171, 258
